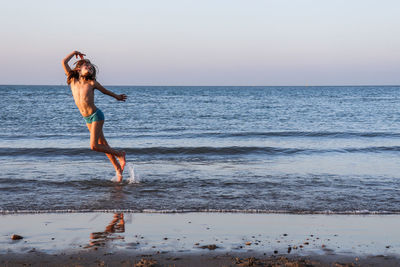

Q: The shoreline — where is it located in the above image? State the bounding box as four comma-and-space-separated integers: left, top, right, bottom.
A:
3, 209, 400, 215
1, 212, 400, 266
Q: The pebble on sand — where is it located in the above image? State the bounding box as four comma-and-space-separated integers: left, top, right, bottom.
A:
200, 244, 218, 250
11, 234, 23, 240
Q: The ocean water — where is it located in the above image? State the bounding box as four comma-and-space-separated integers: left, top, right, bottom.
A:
1, 85, 400, 214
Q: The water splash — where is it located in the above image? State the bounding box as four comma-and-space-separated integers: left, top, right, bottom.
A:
127, 163, 140, 184
110, 163, 139, 183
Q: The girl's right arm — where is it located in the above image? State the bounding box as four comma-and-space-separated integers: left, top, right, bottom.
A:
62, 51, 85, 75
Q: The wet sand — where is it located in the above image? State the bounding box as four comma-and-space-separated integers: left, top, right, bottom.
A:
1, 213, 399, 266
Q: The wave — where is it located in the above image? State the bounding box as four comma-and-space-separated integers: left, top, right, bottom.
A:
1, 209, 400, 215
3, 131, 400, 140
192, 131, 400, 138
1, 145, 400, 157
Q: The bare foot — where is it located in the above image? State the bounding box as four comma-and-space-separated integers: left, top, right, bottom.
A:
117, 151, 126, 173
116, 169, 123, 182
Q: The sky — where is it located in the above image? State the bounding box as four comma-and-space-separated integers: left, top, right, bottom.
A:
0, 0, 399, 86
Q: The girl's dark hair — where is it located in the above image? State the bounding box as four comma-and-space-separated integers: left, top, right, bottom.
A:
67, 59, 98, 84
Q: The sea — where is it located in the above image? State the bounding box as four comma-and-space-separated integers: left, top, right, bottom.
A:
1, 85, 400, 214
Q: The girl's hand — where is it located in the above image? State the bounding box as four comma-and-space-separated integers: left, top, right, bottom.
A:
116, 94, 127, 102
73, 51, 86, 60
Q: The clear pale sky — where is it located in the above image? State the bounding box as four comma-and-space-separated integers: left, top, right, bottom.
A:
0, 0, 399, 85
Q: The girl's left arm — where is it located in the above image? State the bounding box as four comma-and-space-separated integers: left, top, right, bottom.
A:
94, 81, 127, 101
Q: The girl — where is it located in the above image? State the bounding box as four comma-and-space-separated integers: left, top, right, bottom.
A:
62, 51, 127, 182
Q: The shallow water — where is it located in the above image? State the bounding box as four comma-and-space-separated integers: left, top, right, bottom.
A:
1, 85, 400, 213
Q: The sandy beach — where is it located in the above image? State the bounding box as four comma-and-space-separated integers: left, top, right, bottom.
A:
1, 212, 399, 266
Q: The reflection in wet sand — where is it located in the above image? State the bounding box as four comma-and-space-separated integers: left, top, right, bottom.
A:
86, 213, 125, 248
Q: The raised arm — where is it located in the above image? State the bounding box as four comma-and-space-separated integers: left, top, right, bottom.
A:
94, 81, 127, 102
62, 51, 85, 75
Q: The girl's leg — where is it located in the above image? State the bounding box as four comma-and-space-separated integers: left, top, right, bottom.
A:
89, 121, 123, 156
87, 121, 126, 181
99, 133, 122, 174
97, 129, 126, 174
98, 132, 128, 181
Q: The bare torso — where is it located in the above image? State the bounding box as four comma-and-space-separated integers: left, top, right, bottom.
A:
70, 79, 97, 117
